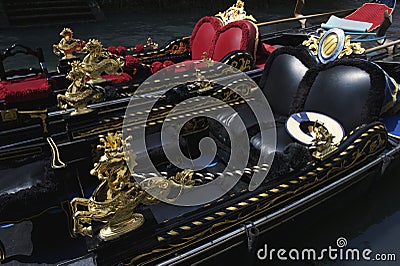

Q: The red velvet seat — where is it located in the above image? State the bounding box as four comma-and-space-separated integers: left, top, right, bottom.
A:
190, 16, 223, 60
210, 20, 257, 62
190, 17, 275, 67
0, 74, 51, 103
0, 44, 51, 105
345, 3, 394, 31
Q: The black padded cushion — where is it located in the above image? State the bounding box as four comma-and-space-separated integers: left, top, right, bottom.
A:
259, 46, 317, 124
290, 58, 386, 133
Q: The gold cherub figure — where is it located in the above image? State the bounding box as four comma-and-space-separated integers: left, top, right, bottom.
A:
53, 28, 85, 59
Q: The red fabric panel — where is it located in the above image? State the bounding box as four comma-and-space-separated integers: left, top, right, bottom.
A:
255, 43, 277, 66
345, 3, 393, 31
0, 74, 51, 103
210, 20, 256, 62
256, 42, 277, 65
190, 16, 222, 60
101, 72, 132, 84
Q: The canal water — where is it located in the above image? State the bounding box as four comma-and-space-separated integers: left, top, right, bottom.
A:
0, 0, 399, 265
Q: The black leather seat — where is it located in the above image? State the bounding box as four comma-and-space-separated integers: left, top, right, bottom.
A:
208, 47, 317, 176
260, 46, 317, 124
290, 58, 386, 133
249, 57, 386, 178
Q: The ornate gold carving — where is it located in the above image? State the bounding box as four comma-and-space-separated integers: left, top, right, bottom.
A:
57, 61, 104, 115
169, 170, 195, 187
339, 35, 365, 58
0, 109, 17, 122
311, 121, 338, 160
82, 39, 124, 84
53, 28, 85, 59
215, 0, 256, 25
303, 32, 365, 59
302, 33, 324, 56
70, 132, 194, 240
167, 41, 189, 55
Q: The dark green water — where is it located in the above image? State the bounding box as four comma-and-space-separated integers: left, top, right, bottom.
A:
0, 1, 399, 265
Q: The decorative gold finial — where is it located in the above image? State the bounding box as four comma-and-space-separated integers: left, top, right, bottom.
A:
82, 39, 124, 84
215, 0, 256, 25
53, 28, 85, 60
70, 132, 195, 240
145, 37, 159, 50
57, 61, 104, 115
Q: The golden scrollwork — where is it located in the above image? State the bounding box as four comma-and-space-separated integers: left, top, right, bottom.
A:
53, 28, 86, 60
339, 35, 365, 58
82, 39, 124, 84
215, 0, 256, 25
303, 31, 365, 60
57, 61, 104, 115
167, 41, 189, 55
70, 132, 195, 240
302, 33, 323, 56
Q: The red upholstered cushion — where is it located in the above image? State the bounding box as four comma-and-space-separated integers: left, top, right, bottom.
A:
190, 16, 222, 60
101, 72, 132, 84
345, 3, 393, 31
210, 20, 257, 62
0, 74, 51, 103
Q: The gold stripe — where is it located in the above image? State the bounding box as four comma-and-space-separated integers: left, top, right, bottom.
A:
167, 230, 179, 236
0, 147, 42, 161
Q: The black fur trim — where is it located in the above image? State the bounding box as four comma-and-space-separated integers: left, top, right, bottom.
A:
0, 161, 60, 222
283, 143, 312, 170
267, 152, 290, 180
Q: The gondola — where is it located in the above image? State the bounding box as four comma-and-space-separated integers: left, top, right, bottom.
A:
1, 0, 400, 264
